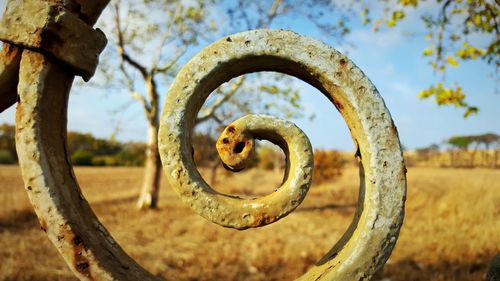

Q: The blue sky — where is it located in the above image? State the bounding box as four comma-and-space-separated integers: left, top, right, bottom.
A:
0, 1, 498, 151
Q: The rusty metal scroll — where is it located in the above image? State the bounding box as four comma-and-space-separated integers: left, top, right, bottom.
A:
159, 30, 407, 280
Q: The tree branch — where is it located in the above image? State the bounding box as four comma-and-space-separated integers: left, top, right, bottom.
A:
130, 91, 151, 114
258, 0, 282, 28
196, 76, 245, 124
149, 3, 184, 72
152, 46, 188, 74
484, 3, 500, 35
118, 50, 149, 78
150, 33, 175, 71
440, 0, 453, 23
113, 1, 149, 79
434, 0, 453, 75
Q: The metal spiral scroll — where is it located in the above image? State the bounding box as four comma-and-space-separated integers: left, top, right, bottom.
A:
1, 0, 406, 278
160, 29, 407, 279
161, 113, 313, 229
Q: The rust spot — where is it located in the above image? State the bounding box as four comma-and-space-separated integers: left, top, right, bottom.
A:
391, 121, 399, 134
15, 101, 23, 124
222, 138, 229, 144
72, 234, 93, 278
29, 28, 45, 48
39, 219, 47, 232
75, 259, 91, 276
314, 262, 340, 280
354, 141, 362, 160
73, 236, 83, 246
251, 213, 276, 227
227, 126, 235, 133
174, 168, 182, 179
23, 49, 45, 70
226, 37, 232, 42
26, 186, 32, 191
57, 225, 93, 278
218, 144, 231, 154
339, 58, 347, 67
1, 43, 21, 61
333, 100, 344, 111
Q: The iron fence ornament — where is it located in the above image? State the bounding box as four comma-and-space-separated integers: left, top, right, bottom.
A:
160, 30, 406, 280
0, 0, 407, 279
162, 113, 314, 229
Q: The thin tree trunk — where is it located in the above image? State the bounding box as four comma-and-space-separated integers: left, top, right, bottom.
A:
450, 149, 456, 167
483, 144, 490, 167
136, 121, 161, 209
136, 74, 161, 210
210, 160, 220, 186
495, 149, 499, 169
470, 149, 477, 168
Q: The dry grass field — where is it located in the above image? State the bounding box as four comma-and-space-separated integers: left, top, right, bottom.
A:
0, 164, 499, 281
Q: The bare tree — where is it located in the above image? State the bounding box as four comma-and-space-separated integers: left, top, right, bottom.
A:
98, 0, 216, 209
90, 0, 360, 209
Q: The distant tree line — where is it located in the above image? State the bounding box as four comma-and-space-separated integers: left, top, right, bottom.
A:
2, 122, 343, 183
408, 133, 500, 168
0, 123, 146, 166
193, 134, 346, 184
68, 131, 146, 166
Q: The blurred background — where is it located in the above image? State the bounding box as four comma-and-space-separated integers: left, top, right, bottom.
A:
0, 0, 499, 280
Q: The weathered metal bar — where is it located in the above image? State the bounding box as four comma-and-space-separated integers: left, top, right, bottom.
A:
0, 0, 109, 113
0, 0, 107, 81
159, 29, 407, 280
7, 0, 158, 279
16, 49, 158, 281
0, 42, 21, 112
166, 113, 314, 229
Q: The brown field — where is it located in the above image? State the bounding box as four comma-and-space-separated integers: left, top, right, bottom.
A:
0, 165, 499, 281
